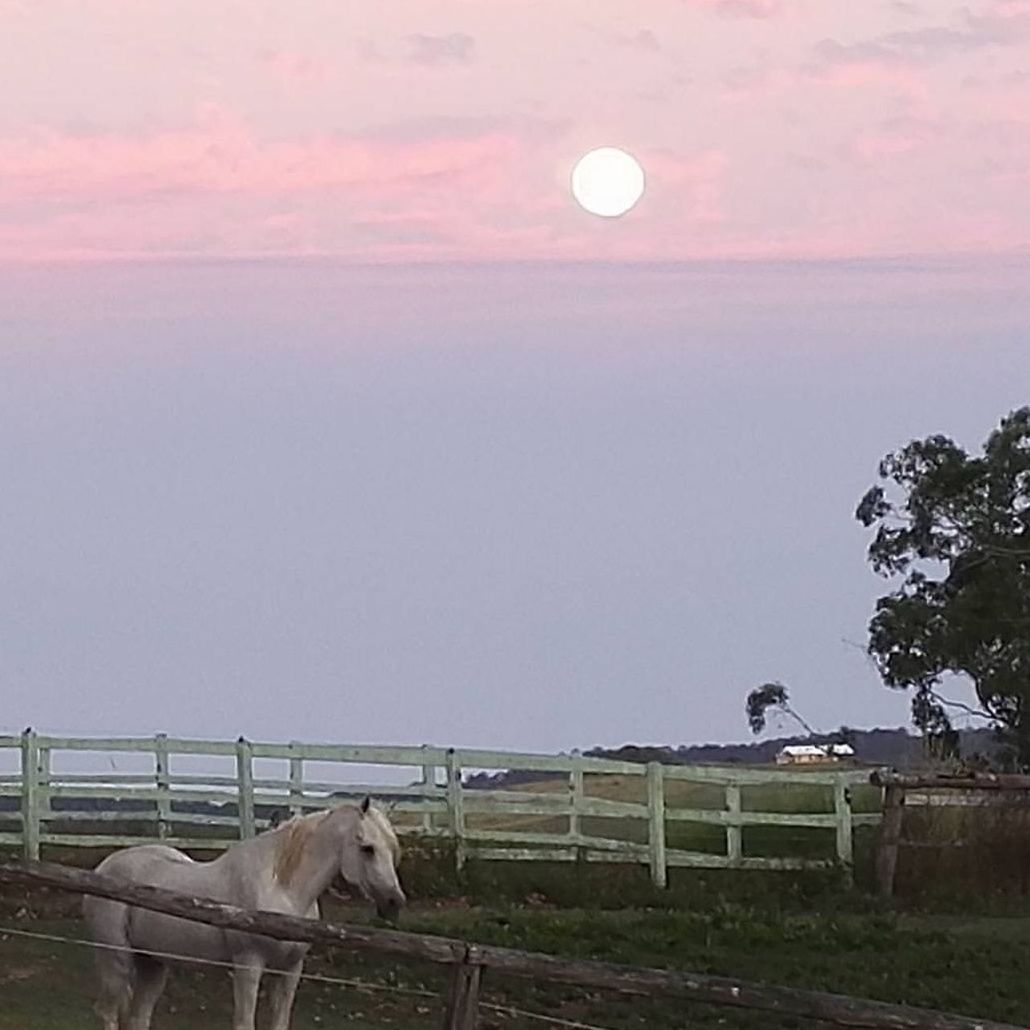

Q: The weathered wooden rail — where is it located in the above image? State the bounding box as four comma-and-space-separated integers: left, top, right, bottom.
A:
0, 860, 1022, 1030
0, 730, 880, 887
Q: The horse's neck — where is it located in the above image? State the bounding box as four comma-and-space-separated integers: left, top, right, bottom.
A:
277, 812, 346, 911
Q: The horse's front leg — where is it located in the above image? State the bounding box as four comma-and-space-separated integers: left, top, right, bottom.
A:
231, 956, 265, 1030
266, 960, 304, 1030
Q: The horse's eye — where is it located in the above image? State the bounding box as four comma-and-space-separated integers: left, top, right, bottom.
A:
360, 844, 375, 857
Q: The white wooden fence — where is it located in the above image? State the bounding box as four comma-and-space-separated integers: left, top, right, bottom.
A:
0, 731, 880, 886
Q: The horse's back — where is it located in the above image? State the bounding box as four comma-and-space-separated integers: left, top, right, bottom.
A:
96, 843, 195, 877
86, 844, 232, 963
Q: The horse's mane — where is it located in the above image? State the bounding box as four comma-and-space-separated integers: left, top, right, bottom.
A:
366, 805, 402, 863
271, 804, 400, 886
272, 810, 330, 886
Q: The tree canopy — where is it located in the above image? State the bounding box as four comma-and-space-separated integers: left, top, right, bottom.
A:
855, 407, 1030, 767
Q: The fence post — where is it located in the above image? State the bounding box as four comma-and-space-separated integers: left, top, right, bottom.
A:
445, 749, 466, 872
442, 948, 482, 1030
876, 784, 904, 898
421, 745, 437, 834
569, 752, 584, 846
646, 762, 667, 888
725, 783, 742, 867
36, 744, 51, 844
288, 742, 304, 819
154, 734, 171, 839
834, 776, 854, 886
236, 737, 255, 840
20, 728, 40, 861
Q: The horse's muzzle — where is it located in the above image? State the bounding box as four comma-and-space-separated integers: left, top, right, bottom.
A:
376, 890, 406, 922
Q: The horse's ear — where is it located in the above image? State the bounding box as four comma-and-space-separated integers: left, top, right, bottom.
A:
360, 796, 371, 815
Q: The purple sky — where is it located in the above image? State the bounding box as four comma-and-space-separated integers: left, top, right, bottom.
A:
2, 1, 1030, 753
2, 258, 1028, 752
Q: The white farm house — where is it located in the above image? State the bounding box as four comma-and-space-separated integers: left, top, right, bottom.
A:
775, 743, 855, 765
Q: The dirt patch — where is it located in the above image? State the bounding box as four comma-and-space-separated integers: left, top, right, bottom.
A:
0, 963, 48, 984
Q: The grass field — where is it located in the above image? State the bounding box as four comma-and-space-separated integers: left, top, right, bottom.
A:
3, 898, 1030, 1029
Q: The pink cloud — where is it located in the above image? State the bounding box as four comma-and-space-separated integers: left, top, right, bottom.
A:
359, 33, 477, 67
0, 107, 521, 207
722, 58, 929, 104
850, 129, 922, 160
405, 32, 475, 66
689, 0, 787, 16
642, 149, 727, 224
0, 107, 548, 262
260, 50, 330, 85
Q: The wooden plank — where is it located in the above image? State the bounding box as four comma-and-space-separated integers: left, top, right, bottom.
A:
834, 776, 854, 884
871, 771, 1030, 791
235, 738, 256, 840
295, 781, 445, 798
42, 773, 165, 785
461, 798, 588, 818
446, 749, 466, 872
20, 729, 40, 861
454, 748, 648, 776
647, 762, 667, 888
442, 950, 483, 1030
468, 846, 579, 863
43, 786, 237, 804
665, 808, 841, 827
464, 828, 646, 854
663, 764, 874, 786
37, 736, 238, 756
665, 851, 834, 871
37, 834, 236, 849
250, 742, 449, 765
155, 733, 171, 839
725, 784, 742, 866
573, 795, 647, 820
421, 747, 437, 834
876, 785, 904, 898
904, 793, 1023, 808
39, 810, 242, 827
569, 754, 584, 844
0, 860, 1021, 1030
459, 790, 646, 820
37, 746, 52, 833
289, 744, 304, 818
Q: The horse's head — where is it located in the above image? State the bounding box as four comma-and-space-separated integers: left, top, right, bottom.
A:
338, 797, 406, 921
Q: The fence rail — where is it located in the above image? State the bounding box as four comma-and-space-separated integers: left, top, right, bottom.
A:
0, 859, 1021, 1030
0, 730, 879, 886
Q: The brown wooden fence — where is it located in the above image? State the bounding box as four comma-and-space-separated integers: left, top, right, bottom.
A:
0, 859, 1023, 1030
872, 771, 1030, 897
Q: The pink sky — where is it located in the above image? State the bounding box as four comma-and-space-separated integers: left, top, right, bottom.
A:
3, 0, 1030, 263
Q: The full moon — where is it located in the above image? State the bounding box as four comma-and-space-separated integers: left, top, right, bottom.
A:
570, 147, 645, 218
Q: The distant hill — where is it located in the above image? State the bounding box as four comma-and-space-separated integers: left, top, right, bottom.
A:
463, 727, 1005, 790
587, 726, 1002, 769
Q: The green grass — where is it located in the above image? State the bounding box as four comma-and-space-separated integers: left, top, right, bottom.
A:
3, 901, 1030, 1029
0, 915, 449, 1030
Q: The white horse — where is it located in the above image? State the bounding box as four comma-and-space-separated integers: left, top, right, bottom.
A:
83, 798, 405, 1030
